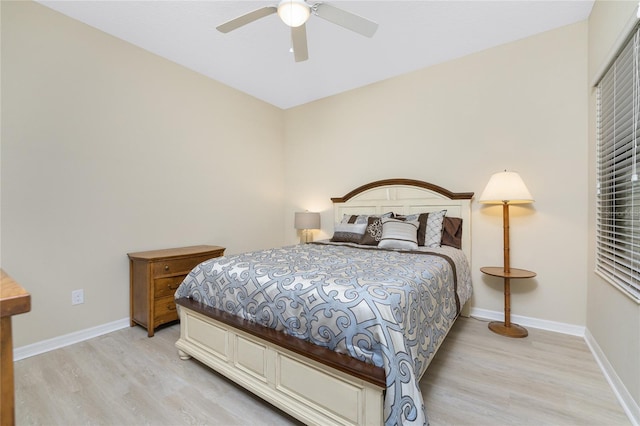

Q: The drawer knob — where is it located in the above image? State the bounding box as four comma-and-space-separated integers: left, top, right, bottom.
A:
168, 303, 176, 311
164, 265, 169, 271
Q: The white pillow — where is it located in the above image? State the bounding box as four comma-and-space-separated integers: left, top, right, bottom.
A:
378, 218, 419, 250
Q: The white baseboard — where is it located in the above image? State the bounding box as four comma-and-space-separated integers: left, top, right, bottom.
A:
469, 307, 586, 336
585, 328, 640, 426
13, 317, 130, 361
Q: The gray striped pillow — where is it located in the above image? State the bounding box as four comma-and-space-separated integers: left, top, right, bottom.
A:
378, 218, 419, 250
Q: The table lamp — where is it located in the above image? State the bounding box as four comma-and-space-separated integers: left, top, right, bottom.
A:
479, 171, 535, 337
294, 211, 320, 244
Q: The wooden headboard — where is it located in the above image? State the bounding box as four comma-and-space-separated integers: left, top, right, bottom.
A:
331, 178, 474, 259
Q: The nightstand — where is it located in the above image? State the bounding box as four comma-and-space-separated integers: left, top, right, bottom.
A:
481, 266, 536, 338
128, 245, 225, 337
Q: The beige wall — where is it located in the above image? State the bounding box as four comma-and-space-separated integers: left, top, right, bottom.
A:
284, 22, 589, 327
1, 1, 285, 346
588, 0, 640, 410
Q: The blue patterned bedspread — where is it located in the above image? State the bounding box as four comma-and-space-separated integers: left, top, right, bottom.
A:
175, 242, 472, 426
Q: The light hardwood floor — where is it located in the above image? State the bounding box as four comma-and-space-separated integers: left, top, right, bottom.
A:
14, 317, 630, 426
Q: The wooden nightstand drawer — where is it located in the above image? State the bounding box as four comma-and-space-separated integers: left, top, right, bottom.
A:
152, 254, 215, 277
155, 295, 179, 325
128, 245, 225, 337
155, 275, 186, 299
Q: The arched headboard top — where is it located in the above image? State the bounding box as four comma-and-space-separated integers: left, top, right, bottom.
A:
331, 178, 474, 203
331, 178, 474, 259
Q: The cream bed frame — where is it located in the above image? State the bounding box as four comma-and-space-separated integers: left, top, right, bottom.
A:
175, 179, 473, 426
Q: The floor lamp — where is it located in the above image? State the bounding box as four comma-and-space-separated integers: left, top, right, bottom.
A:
479, 171, 535, 338
294, 211, 321, 244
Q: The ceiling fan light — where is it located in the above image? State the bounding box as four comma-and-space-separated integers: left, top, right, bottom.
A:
278, 0, 310, 27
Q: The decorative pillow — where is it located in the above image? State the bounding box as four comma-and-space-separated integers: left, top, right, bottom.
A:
331, 222, 367, 243
342, 212, 393, 224
360, 216, 384, 246
423, 210, 447, 247
394, 213, 423, 243
395, 210, 447, 247
441, 217, 463, 249
378, 218, 419, 250
341, 214, 370, 224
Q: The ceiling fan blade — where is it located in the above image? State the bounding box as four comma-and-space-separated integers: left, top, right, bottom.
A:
292, 24, 309, 62
313, 3, 378, 38
216, 6, 277, 33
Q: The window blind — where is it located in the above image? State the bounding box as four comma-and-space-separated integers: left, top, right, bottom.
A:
596, 25, 640, 302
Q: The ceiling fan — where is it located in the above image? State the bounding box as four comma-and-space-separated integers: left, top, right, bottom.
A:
216, 0, 378, 62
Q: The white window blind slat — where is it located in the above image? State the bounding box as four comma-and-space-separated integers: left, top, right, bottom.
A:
596, 25, 640, 302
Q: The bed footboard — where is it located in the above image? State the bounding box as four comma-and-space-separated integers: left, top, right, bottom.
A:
175, 299, 385, 426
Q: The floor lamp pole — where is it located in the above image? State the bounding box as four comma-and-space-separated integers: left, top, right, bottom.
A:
482, 201, 534, 337
502, 202, 512, 328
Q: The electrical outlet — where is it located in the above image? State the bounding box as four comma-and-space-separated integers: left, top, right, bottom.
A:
71, 289, 84, 305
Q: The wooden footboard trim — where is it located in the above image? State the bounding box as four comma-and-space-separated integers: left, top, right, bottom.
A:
175, 297, 385, 388
175, 299, 385, 426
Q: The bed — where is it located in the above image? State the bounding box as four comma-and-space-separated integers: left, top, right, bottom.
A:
174, 178, 474, 426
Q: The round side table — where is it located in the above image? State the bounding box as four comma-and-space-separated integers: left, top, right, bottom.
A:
480, 266, 536, 338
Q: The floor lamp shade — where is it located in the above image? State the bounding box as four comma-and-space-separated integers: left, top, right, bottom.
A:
479, 171, 534, 271
479, 171, 534, 204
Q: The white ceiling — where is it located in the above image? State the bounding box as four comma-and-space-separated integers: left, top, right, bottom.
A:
37, 0, 594, 109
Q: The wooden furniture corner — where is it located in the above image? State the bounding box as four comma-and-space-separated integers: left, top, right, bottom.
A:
1, 269, 31, 426
128, 245, 225, 337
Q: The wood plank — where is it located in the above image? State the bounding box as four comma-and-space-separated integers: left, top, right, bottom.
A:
13, 317, 631, 425
127, 245, 225, 261
0, 270, 31, 318
1, 270, 31, 426
421, 317, 631, 425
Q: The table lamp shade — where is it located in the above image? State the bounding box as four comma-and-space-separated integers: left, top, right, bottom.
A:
294, 211, 320, 230
479, 171, 534, 204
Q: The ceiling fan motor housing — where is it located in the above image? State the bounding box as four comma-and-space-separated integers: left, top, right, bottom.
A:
277, 0, 310, 27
